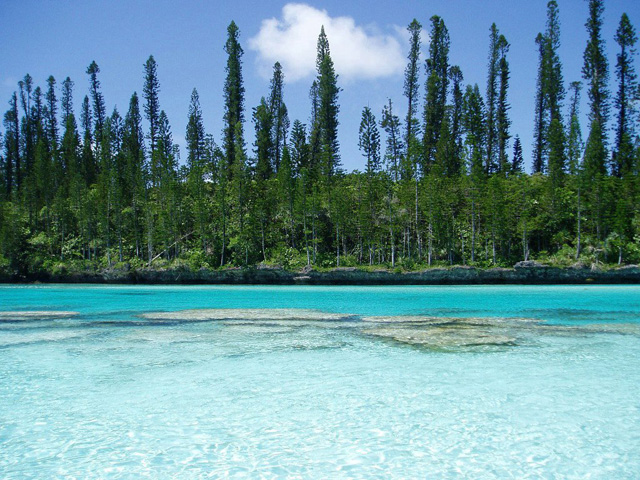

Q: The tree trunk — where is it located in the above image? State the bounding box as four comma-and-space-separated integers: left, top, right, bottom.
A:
576, 185, 581, 259
471, 195, 476, 263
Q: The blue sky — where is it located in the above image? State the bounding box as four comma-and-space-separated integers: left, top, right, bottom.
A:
1, 0, 638, 172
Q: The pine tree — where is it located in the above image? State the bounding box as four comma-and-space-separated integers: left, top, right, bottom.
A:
122, 93, 146, 259
463, 84, 486, 179
422, 15, 450, 171
486, 23, 501, 174
613, 13, 638, 177
154, 109, 180, 259
61, 77, 74, 124
582, 0, 609, 179
511, 135, 524, 174
253, 97, 273, 180
308, 80, 321, 176
157, 110, 174, 170
18, 74, 34, 177
545, 1, 565, 123
532, 33, 547, 173
186, 88, 206, 170
94, 113, 112, 263
449, 65, 464, 176
359, 106, 381, 175
80, 95, 95, 186
109, 107, 125, 262
45, 76, 59, 152
290, 119, 311, 262
253, 97, 274, 260
86, 61, 106, 146
32, 86, 45, 145
290, 120, 308, 173
3, 94, 20, 194
532, 1, 565, 175
404, 19, 422, 180
314, 27, 341, 262
434, 107, 455, 177
567, 81, 583, 175
230, 120, 250, 263
315, 26, 340, 177
60, 113, 81, 194
268, 62, 289, 172
143, 55, 161, 185
44, 76, 64, 201
380, 99, 403, 182
582, 118, 607, 240
277, 144, 296, 249
359, 106, 381, 264
223, 21, 245, 173
583, 0, 609, 128
544, 0, 566, 181
463, 84, 486, 263
403, 19, 424, 260
185, 88, 209, 252
496, 35, 511, 174
547, 117, 566, 189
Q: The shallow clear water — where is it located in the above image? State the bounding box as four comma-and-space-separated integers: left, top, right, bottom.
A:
1, 284, 639, 478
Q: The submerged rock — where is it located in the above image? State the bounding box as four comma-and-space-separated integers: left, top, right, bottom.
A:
581, 323, 640, 335
0, 311, 79, 321
536, 322, 640, 337
361, 315, 540, 327
140, 308, 356, 323
363, 325, 517, 349
135, 308, 639, 351
360, 315, 531, 349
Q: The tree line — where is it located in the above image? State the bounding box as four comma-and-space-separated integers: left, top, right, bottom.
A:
1, 0, 639, 275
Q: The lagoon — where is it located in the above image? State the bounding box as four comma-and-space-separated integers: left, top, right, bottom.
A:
1, 285, 639, 478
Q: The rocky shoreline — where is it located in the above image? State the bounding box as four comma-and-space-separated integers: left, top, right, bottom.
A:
1, 262, 639, 285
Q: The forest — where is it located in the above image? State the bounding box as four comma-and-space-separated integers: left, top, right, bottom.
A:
0, 0, 639, 277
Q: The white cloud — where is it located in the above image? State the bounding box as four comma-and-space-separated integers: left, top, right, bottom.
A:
249, 3, 406, 83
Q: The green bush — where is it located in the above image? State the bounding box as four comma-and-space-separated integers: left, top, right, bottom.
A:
0, 254, 12, 276
184, 249, 212, 271
270, 246, 305, 271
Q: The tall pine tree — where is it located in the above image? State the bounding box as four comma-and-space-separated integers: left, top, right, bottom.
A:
380, 99, 403, 182
315, 26, 340, 177
422, 16, 450, 171
86, 61, 106, 147
404, 19, 422, 180
613, 13, 638, 177
268, 62, 289, 173
143, 55, 161, 185
223, 21, 245, 174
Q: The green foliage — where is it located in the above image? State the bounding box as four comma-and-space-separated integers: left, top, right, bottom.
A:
223, 21, 245, 171
423, 16, 450, 170
1, 12, 639, 280
0, 254, 13, 276
269, 246, 305, 271
184, 248, 212, 271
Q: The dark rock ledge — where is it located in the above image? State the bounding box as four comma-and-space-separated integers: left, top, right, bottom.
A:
1, 264, 639, 285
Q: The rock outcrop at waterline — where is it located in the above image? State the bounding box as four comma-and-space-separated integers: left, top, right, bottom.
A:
2, 263, 639, 285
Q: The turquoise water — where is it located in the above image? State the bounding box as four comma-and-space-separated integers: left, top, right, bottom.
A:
1, 285, 639, 478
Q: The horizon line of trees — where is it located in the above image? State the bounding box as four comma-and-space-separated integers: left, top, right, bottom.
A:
1, 0, 639, 274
